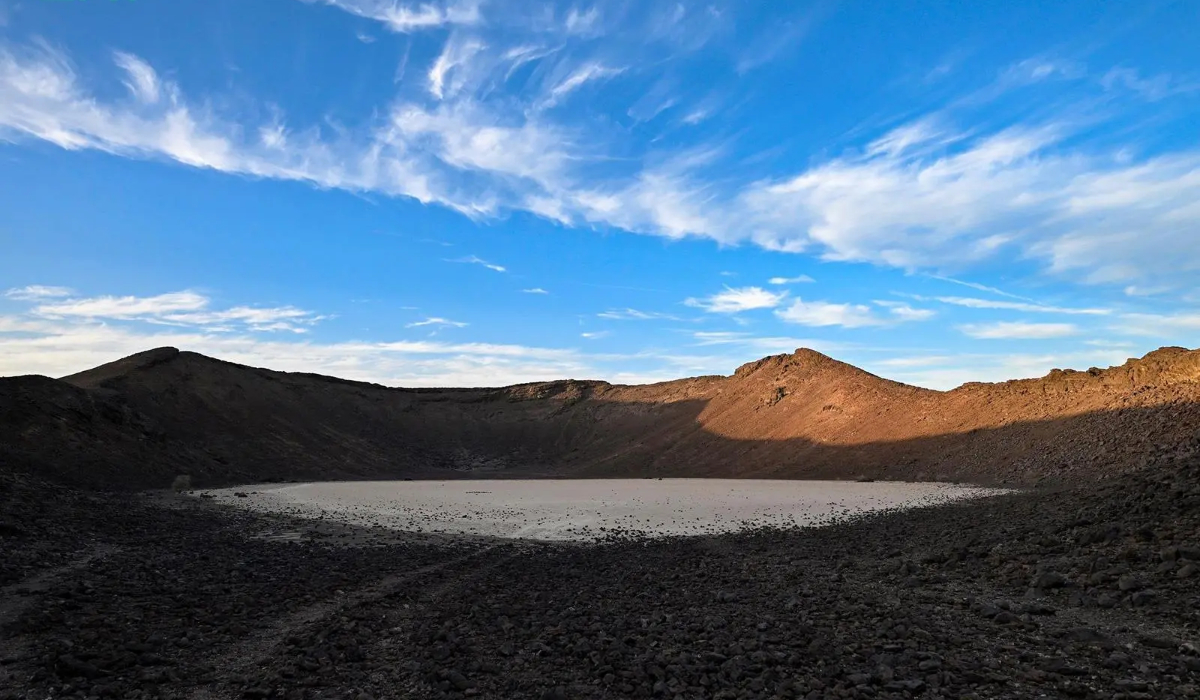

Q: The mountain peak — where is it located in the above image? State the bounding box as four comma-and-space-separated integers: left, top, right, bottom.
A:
62, 347, 181, 388
732, 347, 879, 383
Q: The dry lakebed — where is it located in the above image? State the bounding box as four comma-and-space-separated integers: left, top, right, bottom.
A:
201, 479, 1006, 541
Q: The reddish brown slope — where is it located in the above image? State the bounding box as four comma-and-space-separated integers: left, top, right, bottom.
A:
554, 346, 1200, 482
3, 345, 1199, 488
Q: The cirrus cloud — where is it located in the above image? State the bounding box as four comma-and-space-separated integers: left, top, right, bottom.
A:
775, 298, 933, 328
2, 21, 1199, 290
959, 321, 1079, 340
19, 288, 324, 333
4, 285, 74, 301
685, 286, 787, 314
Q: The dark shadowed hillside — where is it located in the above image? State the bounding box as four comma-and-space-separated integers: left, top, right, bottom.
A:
3, 346, 1200, 489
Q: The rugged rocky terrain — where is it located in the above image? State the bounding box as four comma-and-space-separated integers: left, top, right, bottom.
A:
2, 439, 1200, 699
3, 347, 1200, 699
3, 345, 1200, 488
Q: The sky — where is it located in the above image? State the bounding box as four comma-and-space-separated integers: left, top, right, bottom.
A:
0, 0, 1198, 389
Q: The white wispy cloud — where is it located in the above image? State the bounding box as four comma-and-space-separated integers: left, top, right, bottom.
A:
865, 117, 963, 158
775, 299, 887, 328
391, 100, 573, 193
0, 41, 476, 213
690, 331, 746, 344
21, 289, 324, 333
1100, 67, 1196, 101
774, 298, 933, 328
959, 321, 1079, 340
521, 287, 549, 294
580, 331, 608, 339
563, 7, 601, 35
113, 51, 160, 104
428, 33, 485, 100
873, 300, 935, 322
874, 355, 956, 369
1113, 312, 1200, 337
33, 291, 209, 319
734, 7, 820, 73
685, 286, 787, 314
310, 0, 483, 33
739, 125, 1063, 263
997, 57, 1084, 87
927, 275, 1033, 301
5, 37, 1200, 288
1123, 285, 1171, 297
738, 118, 1200, 284
540, 62, 624, 109
767, 275, 814, 285
450, 255, 507, 272
596, 308, 678, 321
926, 296, 1110, 315
4, 285, 74, 301
406, 316, 468, 328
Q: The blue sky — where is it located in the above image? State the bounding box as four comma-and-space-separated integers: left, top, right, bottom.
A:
1, 0, 1198, 388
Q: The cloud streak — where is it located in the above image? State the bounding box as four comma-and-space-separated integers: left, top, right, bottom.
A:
767, 275, 814, 285
959, 321, 1078, 340
685, 286, 787, 314
1114, 312, 1200, 337
4, 285, 74, 301
19, 289, 324, 333
310, 0, 483, 33
775, 299, 886, 328
450, 255, 507, 272
925, 296, 1110, 315
596, 308, 679, 321
775, 298, 933, 328
3, 30, 1200, 289
540, 62, 624, 109
406, 317, 468, 328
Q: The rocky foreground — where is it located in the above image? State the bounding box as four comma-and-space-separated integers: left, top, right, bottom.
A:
3, 445, 1200, 700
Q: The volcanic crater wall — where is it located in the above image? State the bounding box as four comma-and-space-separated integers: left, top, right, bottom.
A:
2, 346, 1199, 489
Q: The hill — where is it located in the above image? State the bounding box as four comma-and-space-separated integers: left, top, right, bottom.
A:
3, 346, 1200, 489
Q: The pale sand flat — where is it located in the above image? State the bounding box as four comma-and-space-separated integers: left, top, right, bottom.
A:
203, 479, 1006, 542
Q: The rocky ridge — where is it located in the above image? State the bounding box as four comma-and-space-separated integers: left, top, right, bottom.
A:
3, 346, 1200, 489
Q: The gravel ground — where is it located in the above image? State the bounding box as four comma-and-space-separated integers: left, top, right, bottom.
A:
3, 450, 1200, 700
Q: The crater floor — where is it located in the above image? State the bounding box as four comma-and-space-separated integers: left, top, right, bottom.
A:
203, 478, 1004, 541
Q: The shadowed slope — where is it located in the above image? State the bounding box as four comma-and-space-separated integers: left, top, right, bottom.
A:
2, 346, 1199, 489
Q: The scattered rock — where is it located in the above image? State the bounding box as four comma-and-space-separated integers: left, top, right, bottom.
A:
1032, 571, 1067, 589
